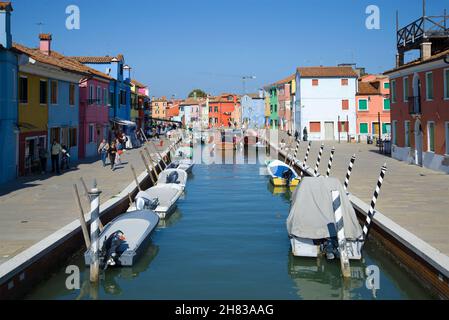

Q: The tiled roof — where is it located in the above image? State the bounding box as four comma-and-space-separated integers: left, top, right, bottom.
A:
357, 81, 381, 95
131, 79, 147, 88
180, 98, 202, 105
384, 48, 449, 74
296, 66, 358, 78
274, 74, 295, 85
0, 2, 12, 10
70, 55, 123, 64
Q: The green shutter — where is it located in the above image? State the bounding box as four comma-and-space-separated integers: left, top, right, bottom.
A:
426, 73, 434, 100
384, 82, 390, 89
429, 123, 435, 152
383, 99, 390, 110
359, 99, 368, 110
382, 123, 391, 134
360, 123, 368, 134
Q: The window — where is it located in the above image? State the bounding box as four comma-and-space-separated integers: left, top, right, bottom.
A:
384, 82, 390, 89
39, 80, 47, 104
88, 124, 94, 143
391, 80, 397, 103
342, 99, 349, 110
405, 121, 411, 147
120, 90, 126, 105
274, 105, 277, 112
109, 92, 114, 107
382, 123, 391, 134
383, 98, 390, 110
359, 123, 368, 134
426, 72, 434, 100
444, 69, 449, 99
97, 87, 102, 105
446, 122, 449, 155
103, 88, 108, 106
19, 76, 28, 103
309, 122, 321, 133
403, 77, 409, 102
341, 79, 348, 86
69, 127, 77, 148
214, 107, 218, 112
227, 96, 233, 101
209, 107, 212, 113
312, 79, 319, 86
428, 122, 435, 152
339, 121, 349, 132
392, 121, 397, 145
89, 85, 94, 104
69, 84, 75, 106
50, 80, 58, 104
358, 99, 368, 111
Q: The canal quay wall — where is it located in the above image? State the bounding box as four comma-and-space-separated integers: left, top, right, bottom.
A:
267, 134, 449, 299
0, 137, 180, 300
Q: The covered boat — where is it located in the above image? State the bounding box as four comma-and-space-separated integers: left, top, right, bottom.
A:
267, 160, 300, 187
286, 177, 363, 260
166, 159, 194, 174
84, 209, 159, 268
157, 168, 188, 188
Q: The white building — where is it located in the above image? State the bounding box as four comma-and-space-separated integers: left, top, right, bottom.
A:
295, 66, 358, 141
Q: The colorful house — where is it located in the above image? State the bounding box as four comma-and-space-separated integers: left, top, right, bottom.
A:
151, 97, 168, 120
384, 11, 449, 173
295, 66, 358, 141
130, 79, 149, 130
166, 99, 181, 122
199, 98, 209, 129
179, 98, 200, 127
265, 86, 279, 129
241, 91, 266, 129
208, 94, 239, 128
0, 1, 19, 182
355, 75, 391, 141
275, 74, 295, 132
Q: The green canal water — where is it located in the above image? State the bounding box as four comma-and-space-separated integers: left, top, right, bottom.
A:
26, 147, 435, 300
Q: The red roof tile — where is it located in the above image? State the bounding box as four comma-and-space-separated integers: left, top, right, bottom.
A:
0, 2, 12, 10
296, 66, 358, 78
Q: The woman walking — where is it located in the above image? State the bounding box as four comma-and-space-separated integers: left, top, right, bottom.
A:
108, 142, 117, 171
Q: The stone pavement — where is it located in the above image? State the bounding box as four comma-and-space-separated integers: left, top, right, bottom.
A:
278, 132, 449, 256
0, 138, 173, 265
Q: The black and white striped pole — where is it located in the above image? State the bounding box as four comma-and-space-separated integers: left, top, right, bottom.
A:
326, 147, 335, 177
361, 164, 387, 244
343, 154, 356, 192
299, 141, 312, 179
289, 139, 300, 167
88, 180, 102, 283
332, 190, 351, 278
313, 144, 324, 177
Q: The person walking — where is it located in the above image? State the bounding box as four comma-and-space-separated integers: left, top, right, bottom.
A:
38, 143, 48, 174
116, 138, 123, 165
98, 139, 109, 167
51, 140, 62, 174
108, 142, 117, 171
303, 126, 308, 142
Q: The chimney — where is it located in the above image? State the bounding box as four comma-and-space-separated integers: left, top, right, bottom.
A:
123, 64, 131, 81
0, 2, 13, 49
421, 42, 432, 61
39, 33, 52, 55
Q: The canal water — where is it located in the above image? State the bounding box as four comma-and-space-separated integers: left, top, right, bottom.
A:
26, 145, 435, 300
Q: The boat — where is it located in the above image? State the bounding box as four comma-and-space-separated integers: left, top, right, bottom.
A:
286, 177, 363, 260
84, 209, 159, 268
156, 168, 188, 188
267, 160, 300, 187
167, 159, 194, 174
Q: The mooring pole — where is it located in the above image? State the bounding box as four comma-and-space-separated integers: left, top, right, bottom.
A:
80, 177, 90, 201
289, 139, 300, 167
73, 184, 91, 249
150, 141, 168, 168
140, 150, 156, 185
299, 141, 312, 179
343, 154, 356, 192
313, 144, 324, 177
145, 147, 162, 174
88, 180, 102, 283
326, 147, 335, 177
130, 164, 142, 192
332, 190, 351, 278
361, 164, 387, 244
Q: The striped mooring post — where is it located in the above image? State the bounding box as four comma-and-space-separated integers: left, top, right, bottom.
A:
325, 147, 335, 177
88, 180, 102, 283
299, 141, 312, 179
313, 144, 325, 177
289, 139, 300, 166
343, 154, 356, 192
361, 164, 387, 243
332, 190, 351, 278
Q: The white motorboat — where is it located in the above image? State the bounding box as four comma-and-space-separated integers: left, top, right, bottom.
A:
167, 159, 194, 174
157, 168, 188, 188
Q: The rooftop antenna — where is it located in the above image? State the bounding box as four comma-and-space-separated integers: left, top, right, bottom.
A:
422, 0, 426, 37
36, 22, 45, 34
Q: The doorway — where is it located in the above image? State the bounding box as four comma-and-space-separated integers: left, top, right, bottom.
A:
324, 122, 334, 140
414, 119, 423, 166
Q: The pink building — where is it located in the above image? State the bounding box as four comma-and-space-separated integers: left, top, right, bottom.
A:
275, 74, 295, 132
78, 69, 112, 159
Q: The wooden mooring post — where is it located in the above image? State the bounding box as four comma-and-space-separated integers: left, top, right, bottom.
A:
130, 165, 142, 192
140, 150, 156, 185
332, 190, 351, 278
145, 147, 162, 176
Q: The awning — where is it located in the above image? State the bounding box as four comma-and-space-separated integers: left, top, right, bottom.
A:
17, 122, 38, 131
111, 118, 137, 127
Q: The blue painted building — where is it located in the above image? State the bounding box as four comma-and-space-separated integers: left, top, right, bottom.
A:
241, 91, 266, 129
0, 2, 19, 183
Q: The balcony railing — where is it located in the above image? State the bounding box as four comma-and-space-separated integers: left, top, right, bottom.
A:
408, 95, 422, 115
397, 15, 449, 49
85, 98, 101, 105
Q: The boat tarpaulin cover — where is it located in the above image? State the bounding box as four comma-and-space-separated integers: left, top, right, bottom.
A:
286, 177, 363, 240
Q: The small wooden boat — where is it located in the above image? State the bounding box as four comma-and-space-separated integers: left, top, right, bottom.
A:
267, 160, 300, 187
84, 210, 159, 268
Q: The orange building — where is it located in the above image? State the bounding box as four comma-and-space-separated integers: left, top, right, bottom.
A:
355, 75, 391, 140
208, 94, 239, 128
151, 97, 167, 120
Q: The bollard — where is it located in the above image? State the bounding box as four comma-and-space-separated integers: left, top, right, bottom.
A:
332, 190, 351, 278
313, 144, 324, 177
88, 180, 102, 283
343, 154, 356, 192
289, 139, 300, 167
326, 147, 335, 177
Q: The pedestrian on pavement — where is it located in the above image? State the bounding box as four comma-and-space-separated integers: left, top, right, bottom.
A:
294, 130, 299, 140
98, 139, 109, 167
303, 127, 308, 142
108, 142, 117, 171
51, 140, 62, 174
116, 139, 123, 165
60, 145, 71, 171
38, 143, 48, 174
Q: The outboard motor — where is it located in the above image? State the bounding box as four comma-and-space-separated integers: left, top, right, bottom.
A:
166, 171, 179, 184
321, 238, 339, 260
282, 169, 293, 186
136, 197, 159, 210
100, 231, 127, 269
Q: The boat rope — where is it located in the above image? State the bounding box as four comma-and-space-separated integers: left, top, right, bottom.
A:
361, 164, 387, 243
299, 141, 312, 180
325, 147, 335, 177
313, 144, 324, 177
343, 154, 356, 192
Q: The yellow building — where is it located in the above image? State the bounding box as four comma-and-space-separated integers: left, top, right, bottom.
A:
151, 97, 167, 120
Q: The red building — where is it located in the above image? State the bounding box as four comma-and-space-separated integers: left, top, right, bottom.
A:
208, 94, 239, 128
384, 11, 449, 173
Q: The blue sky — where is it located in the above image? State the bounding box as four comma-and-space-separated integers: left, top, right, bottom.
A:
10, 0, 449, 97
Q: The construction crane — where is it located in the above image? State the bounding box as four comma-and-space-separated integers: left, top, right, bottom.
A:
198, 72, 256, 95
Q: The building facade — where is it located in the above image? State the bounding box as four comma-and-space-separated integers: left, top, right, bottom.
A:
208, 94, 239, 128
241, 91, 266, 129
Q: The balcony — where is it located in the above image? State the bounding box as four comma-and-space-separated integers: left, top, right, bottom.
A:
85, 98, 101, 105
408, 95, 422, 115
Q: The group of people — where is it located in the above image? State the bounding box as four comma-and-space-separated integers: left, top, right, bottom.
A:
98, 132, 128, 171
37, 140, 70, 175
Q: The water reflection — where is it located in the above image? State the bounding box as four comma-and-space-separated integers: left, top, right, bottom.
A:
158, 209, 182, 229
